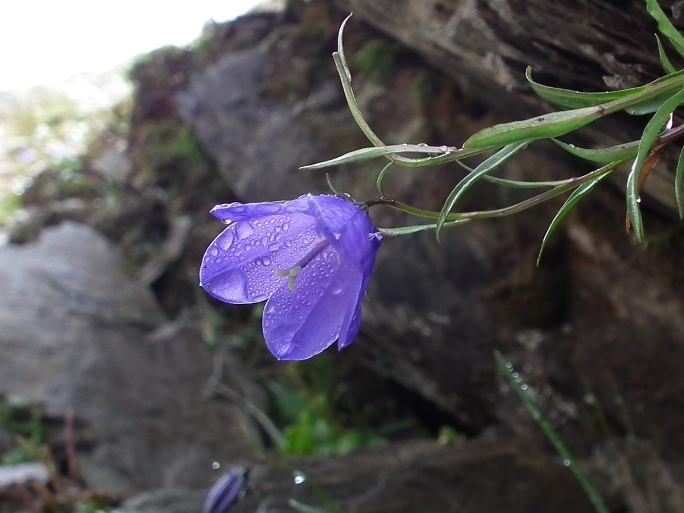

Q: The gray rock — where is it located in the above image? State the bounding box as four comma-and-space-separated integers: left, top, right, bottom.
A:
0, 222, 260, 495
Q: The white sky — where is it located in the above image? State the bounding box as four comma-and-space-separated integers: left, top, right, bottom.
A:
0, 0, 264, 91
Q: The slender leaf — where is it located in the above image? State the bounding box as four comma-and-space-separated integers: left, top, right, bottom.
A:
627, 86, 684, 243
527, 66, 684, 114
646, 0, 684, 58
301, 144, 460, 169
376, 161, 394, 196
463, 106, 604, 148
456, 159, 582, 189
537, 174, 609, 265
676, 145, 684, 218
552, 138, 639, 163
624, 90, 679, 115
379, 219, 470, 236
656, 34, 677, 74
333, 23, 384, 149
526, 67, 645, 108
436, 142, 528, 236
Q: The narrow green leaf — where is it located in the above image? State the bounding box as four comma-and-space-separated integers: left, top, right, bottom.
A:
646, 0, 684, 58
527, 66, 684, 115
334, 15, 385, 148
552, 138, 639, 163
376, 161, 394, 196
624, 90, 679, 115
301, 144, 458, 169
463, 106, 602, 148
379, 219, 470, 236
436, 142, 528, 237
526, 67, 644, 108
676, 145, 684, 218
627, 86, 684, 243
656, 34, 677, 74
456, 159, 581, 189
537, 174, 609, 265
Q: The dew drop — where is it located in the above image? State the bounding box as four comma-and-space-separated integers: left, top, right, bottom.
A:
562, 459, 571, 467
212, 461, 221, 470
268, 243, 280, 252
209, 248, 219, 257
218, 232, 235, 251
521, 384, 528, 391
262, 256, 271, 266
236, 222, 255, 240
293, 472, 306, 485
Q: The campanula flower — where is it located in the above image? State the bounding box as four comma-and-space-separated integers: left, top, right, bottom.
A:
203, 467, 247, 513
200, 194, 382, 360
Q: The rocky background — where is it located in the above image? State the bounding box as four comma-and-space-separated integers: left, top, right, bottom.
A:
2, 0, 684, 512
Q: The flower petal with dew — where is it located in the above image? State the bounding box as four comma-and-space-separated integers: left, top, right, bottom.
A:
200, 194, 382, 360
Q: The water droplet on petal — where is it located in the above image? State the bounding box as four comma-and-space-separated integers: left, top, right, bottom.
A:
209, 248, 219, 257
236, 222, 255, 240
262, 256, 271, 266
218, 232, 234, 251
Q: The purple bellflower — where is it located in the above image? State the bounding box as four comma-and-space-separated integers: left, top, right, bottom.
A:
203, 467, 247, 513
200, 194, 382, 360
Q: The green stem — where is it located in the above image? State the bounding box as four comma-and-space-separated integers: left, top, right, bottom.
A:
368, 158, 630, 223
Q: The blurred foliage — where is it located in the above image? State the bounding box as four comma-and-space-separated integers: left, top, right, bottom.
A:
353, 39, 403, 84
0, 398, 44, 465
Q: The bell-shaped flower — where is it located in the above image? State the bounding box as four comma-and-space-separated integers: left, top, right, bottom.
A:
200, 194, 382, 360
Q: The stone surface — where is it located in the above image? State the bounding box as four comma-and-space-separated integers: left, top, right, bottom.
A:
0, 222, 261, 495
234, 438, 598, 513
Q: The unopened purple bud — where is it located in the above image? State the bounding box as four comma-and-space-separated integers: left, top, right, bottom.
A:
203, 468, 247, 513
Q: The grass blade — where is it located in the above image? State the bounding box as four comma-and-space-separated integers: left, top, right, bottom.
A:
494, 351, 610, 513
